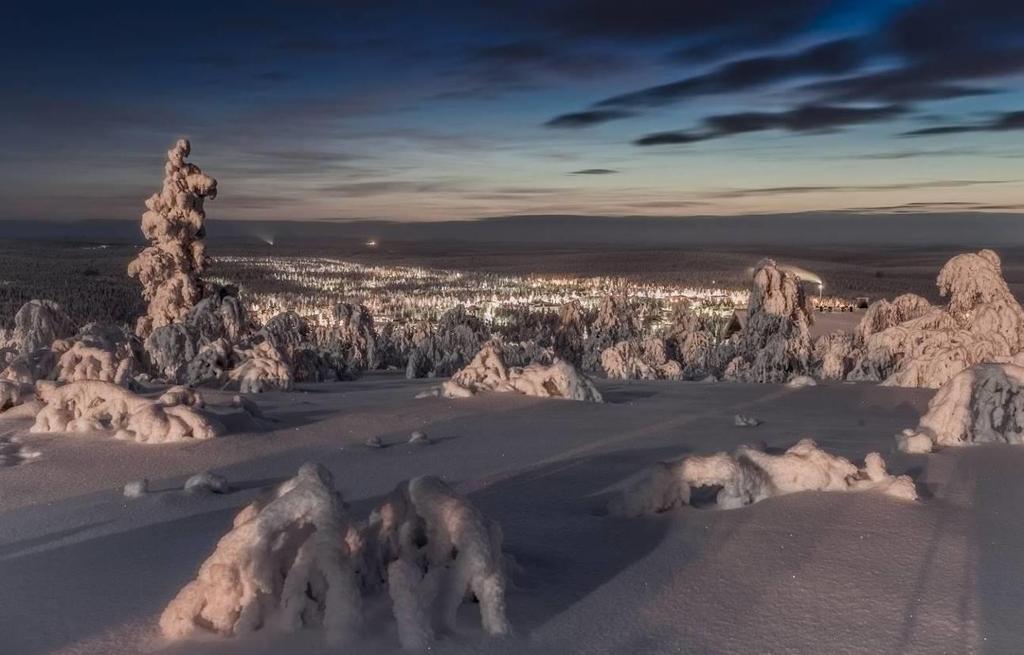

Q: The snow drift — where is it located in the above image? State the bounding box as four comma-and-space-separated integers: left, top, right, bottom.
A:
611, 439, 916, 516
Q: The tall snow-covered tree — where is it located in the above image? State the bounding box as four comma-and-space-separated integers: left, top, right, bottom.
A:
128, 139, 217, 337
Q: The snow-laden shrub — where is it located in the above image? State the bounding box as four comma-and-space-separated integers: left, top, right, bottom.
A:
128, 139, 218, 338
406, 306, 490, 379
315, 303, 379, 375
850, 250, 1024, 388
897, 362, 1024, 453
719, 259, 813, 383
30, 380, 222, 443
227, 342, 293, 394
441, 343, 602, 402
363, 476, 510, 646
853, 293, 933, 344
812, 331, 856, 380
553, 300, 587, 367
581, 294, 641, 372
610, 439, 916, 516
160, 463, 362, 644
53, 334, 137, 387
0, 380, 28, 413
600, 337, 683, 380
145, 290, 251, 383
6, 300, 75, 356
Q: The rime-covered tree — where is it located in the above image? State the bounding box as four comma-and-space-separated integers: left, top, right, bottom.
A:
128, 139, 217, 338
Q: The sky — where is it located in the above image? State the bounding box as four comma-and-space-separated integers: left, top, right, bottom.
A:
1, 0, 1022, 222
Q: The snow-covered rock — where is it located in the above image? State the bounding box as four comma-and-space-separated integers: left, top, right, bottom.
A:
441, 343, 602, 402
897, 363, 1024, 453
611, 439, 916, 516
160, 463, 362, 644
128, 139, 218, 338
31, 380, 223, 443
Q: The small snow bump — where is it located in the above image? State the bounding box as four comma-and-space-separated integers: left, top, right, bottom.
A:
185, 471, 230, 494
124, 479, 149, 498
366, 436, 385, 449
409, 430, 430, 444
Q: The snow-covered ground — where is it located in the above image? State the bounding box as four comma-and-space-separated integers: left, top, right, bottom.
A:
0, 373, 1020, 654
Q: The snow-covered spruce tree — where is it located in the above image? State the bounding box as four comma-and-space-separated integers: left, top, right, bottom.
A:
849, 250, 1024, 388
128, 139, 217, 338
160, 463, 362, 644
610, 439, 916, 516
717, 259, 813, 383
897, 363, 1024, 453
663, 301, 716, 379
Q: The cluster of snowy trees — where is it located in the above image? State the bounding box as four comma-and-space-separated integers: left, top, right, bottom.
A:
161, 463, 510, 650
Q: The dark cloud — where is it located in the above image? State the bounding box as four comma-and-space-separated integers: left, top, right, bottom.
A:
636, 104, 906, 146
598, 38, 865, 108
902, 110, 1024, 137
546, 109, 634, 128
568, 168, 618, 175
551, 0, 831, 48
704, 179, 1012, 199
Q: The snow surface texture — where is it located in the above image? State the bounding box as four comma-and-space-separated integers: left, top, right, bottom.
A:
364, 475, 511, 646
30, 380, 223, 443
160, 463, 362, 645
600, 337, 683, 380
897, 363, 1024, 453
127, 139, 218, 338
611, 438, 916, 516
441, 343, 603, 402
719, 259, 814, 383
850, 250, 1024, 388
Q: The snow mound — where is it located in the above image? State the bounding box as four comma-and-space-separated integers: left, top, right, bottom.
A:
441, 343, 602, 402
611, 439, 916, 516
786, 375, 818, 387
30, 380, 223, 444
897, 363, 1024, 453
124, 479, 149, 498
128, 139, 218, 338
733, 414, 761, 427
54, 339, 136, 386
160, 462, 361, 644
0, 379, 29, 414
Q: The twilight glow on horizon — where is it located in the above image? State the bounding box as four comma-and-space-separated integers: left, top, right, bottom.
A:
1, 0, 1022, 222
